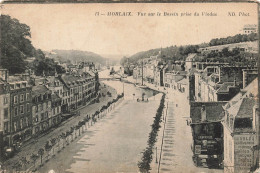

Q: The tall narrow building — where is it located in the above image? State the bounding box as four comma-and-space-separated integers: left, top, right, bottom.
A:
222, 78, 258, 173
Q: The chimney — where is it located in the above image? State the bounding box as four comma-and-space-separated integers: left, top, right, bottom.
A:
201, 105, 207, 122
233, 77, 237, 86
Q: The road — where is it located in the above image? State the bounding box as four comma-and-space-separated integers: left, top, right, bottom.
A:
5, 69, 224, 173
39, 80, 163, 173
124, 75, 223, 173
3, 82, 118, 171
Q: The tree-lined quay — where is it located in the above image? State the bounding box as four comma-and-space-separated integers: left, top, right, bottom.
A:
38, 85, 164, 173
25, 94, 124, 172
2, 84, 123, 172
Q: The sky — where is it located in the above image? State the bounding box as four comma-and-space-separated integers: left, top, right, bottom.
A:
2, 3, 258, 57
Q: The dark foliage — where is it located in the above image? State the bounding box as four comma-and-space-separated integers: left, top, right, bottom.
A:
1, 15, 66, 75
209, 33, 257, 46
138, 94, 165, 172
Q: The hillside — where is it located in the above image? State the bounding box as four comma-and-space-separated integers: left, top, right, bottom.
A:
120, 45, 198, 66
121, 33, 258, 66
47, 50, 106, 65
0, 15, 66, 75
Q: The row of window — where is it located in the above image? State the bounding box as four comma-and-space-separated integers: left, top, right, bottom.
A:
13, 93, 30, 104
34, 101, 51, 113
10, 82, 28, 90
14, 104, 31, 116
12, 117, 29, 132
56, 89, 63, 96
34, 107, 60, 123
33, 93, 51, 103
69, 83, 95, 94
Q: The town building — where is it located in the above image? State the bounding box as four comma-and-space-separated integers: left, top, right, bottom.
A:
82, 71, 97, 105
242, 24, 257, 35
8, 75, 32, 149
163, 71, 187, 90
242, 69, 258, 89
51, 93, 62, 127
194, 65, 255, 102
0, 69, 11, 149
45, 74, 67, 113
59, 71, 97, 112
31, 85, 52, 136
78, 62, 96, 74
133, 66, 141, 80
185, 53, 197, 71
190, 101, 227, 168
222, 78, 258, 173
154, 64, 166, 87
198, 41, 258, 54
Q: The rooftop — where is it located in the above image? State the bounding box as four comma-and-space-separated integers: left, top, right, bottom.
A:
177, 78, 188, 85
216, 82, 236, 93
190, 102, 227, 123
32, 85, 50, 97
51, 93, 61, 101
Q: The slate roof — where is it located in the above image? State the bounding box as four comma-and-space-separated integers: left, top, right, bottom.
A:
190, 102, 227, 124
51, 93, 61, 101
224, 78, 258, 111
34, 77, 47, 86
216, 82, 236, 93
61, 74, 80, 86
224, 78, 258, 132
46, 76, 63, 87
32, 85, 50, 97
88, 71, 96, 77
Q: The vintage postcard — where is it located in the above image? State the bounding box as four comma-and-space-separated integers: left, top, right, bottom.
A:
0, 2, 259, 173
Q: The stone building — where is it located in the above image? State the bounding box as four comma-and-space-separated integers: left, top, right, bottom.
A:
8, 76, 32, 149
31, 85, 52, 135
222, 78, 258, 173
0, 69, 11, 148
190, 101, 227, 168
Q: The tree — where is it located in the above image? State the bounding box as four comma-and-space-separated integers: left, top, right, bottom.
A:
60, 133, 66, 148
50, 138, 56, 156
44, 141, 52, 160
21, 156, 29, 170
38, 148, 44, 165
1, 15, 33, 74
12, 162, 22, 172
30, 153, 39, 169
56, 137, 61, 151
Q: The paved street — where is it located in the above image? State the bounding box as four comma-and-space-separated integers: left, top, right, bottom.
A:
3, 83, 118, 171
124, 76, 223, 173
4, 71, 224, 173
39, 93, 163, 173
152, 100, 223, 173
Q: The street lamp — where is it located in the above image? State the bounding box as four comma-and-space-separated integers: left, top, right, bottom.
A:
154, 146, 158, 163
122, 81, 124, 98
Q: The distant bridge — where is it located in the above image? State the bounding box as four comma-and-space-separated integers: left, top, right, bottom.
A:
99, 77, 121, 81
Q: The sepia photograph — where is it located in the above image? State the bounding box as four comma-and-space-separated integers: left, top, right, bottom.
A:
0, 2, 259, 173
